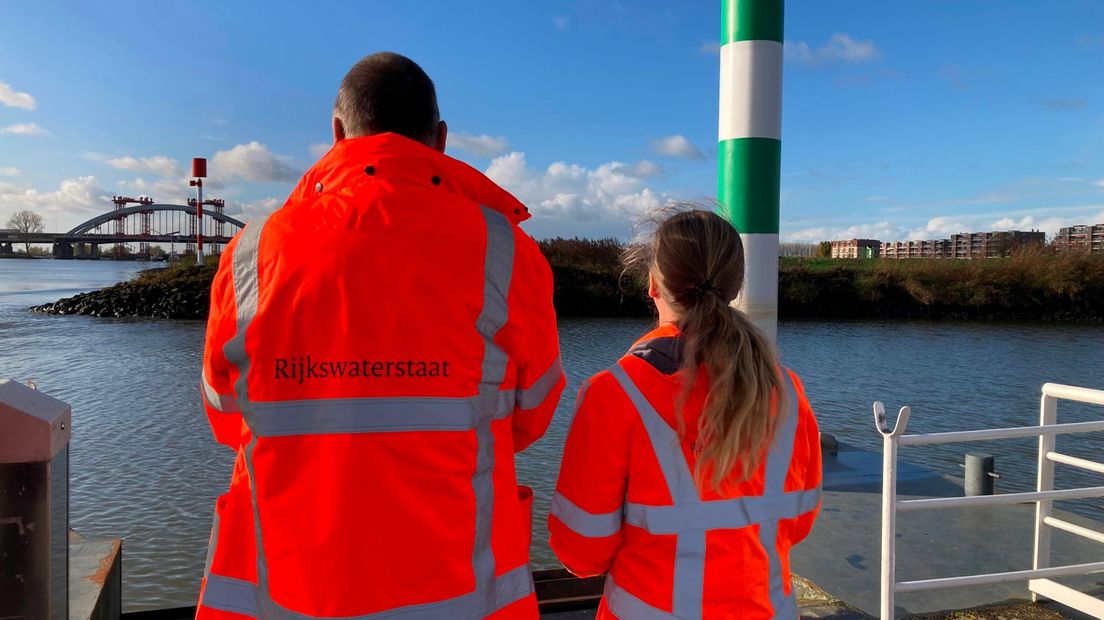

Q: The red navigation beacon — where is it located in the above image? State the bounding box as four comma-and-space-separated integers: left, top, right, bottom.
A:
189, 158, 207, 262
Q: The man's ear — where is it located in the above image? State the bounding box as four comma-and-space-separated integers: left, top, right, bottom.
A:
432, 120, 448, 153
332, 116, 346, 144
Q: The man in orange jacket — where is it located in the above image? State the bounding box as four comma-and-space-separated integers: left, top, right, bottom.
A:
197, 52, 564, 619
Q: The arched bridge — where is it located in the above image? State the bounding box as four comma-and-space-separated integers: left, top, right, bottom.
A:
0, 203, 247, 259
66, 203, 245, 239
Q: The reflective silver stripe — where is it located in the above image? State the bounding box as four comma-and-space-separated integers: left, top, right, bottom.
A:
202, 565, 532, 620
202, 573, 259, 617
604, 575, 677, 620
202, 372, 239, 413
764, 373, 798, 493
215, 209, 532, 616
771, 590, 798, 620
605, 363, 812, 620
472, 205, 515, 602
550, 491, 623, 538
761, 371, 800, 619
608, 363, 701, 619
203, 510, 220, 578
244, 436, 271, 610
517, 357, 563, 410
623, 488, 822, 534
223, 217, 266, 412
674, 529, 706, 620
609, 364, 697, 502
241, 391, 515, 437
222, 218, 272, 613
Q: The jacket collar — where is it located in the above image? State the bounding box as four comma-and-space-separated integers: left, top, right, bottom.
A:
628, 323, 683, 375
290, 133, 530, 225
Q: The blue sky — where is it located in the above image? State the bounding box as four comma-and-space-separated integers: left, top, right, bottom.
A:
1, 1, 1102, 241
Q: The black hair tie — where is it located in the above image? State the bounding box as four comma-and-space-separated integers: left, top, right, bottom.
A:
694, 279, 716, 299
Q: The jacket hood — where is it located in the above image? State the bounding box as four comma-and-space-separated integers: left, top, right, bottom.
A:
289, 132, 531, 226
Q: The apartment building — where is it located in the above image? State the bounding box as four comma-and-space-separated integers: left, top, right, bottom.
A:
950, 230, 1045, 259
878, 230, 1042, 260
1054, 224, 1104, 254
882, 239, 951, 259
882, 240, 906, 259
830, 238, 881, 259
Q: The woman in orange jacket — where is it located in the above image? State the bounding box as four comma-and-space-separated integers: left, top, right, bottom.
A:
549, 208, 822, 619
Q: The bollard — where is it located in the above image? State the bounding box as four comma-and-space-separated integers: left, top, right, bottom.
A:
964, 452, 996, 496
0, 379, 71, 620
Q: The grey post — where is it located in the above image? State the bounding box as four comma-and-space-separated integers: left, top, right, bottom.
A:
964, 452, 996, 496
0, 379, 72, 620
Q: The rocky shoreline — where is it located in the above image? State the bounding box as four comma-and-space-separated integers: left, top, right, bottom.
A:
32, 265, 215, 319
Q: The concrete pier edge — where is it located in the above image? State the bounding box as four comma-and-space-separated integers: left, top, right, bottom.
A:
69, 529, 122, 620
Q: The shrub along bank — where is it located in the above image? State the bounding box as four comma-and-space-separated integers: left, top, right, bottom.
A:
778, 251, 1104, 321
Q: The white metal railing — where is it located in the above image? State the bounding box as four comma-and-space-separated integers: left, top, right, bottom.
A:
876, 383, 1104, 619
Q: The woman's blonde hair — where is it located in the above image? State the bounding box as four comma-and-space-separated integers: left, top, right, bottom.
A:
624, 206, 785, 490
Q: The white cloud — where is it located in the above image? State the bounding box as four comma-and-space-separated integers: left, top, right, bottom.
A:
0, 81, 36, 110
309, 143, 331, 159
991, 216, 1030, 230
782, 205, 1104, 244
650, 135, 703, 160
117, 176, 192, 204
449, 133, 511, 158
903, 216, 968, 239
106, 155, 182, 177
626, 160, 662, 178
0, 176, 112, 230
900, 211, 1082, 241
0, 167, 20, 177
485, 151, 667, 239
211, 142, 299, 182
783, 174, 1104, 243
553, 16, 569, 31
785, 34, 879, 66
986, 214, 1104, 237
225, 197, 282, 223
1, 122, 48, 136
783, 221, 899, 243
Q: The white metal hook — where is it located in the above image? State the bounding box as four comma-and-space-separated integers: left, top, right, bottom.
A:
874, 401, 910, 437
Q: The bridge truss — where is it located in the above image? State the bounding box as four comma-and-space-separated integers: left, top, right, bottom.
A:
0, 203, 249, 259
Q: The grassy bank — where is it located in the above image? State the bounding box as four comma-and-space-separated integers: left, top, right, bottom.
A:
33, 240, 1104, 322
540, 239, 1104, 321
537, 238, 649, 317
778, 251, 1104, 321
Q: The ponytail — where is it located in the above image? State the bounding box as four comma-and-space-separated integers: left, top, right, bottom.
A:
680, 291, 783, 489
624, 207, 784, 491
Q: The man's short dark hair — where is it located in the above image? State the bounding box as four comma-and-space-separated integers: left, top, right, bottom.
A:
334, 52, 440, 144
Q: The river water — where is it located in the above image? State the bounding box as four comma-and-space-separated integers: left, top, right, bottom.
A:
1, 259, 1102, 611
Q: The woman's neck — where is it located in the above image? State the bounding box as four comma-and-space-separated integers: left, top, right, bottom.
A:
654, 297, 680, 327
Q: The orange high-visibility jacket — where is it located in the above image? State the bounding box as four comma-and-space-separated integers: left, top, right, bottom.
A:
549, 324, 821, 620
197, 133, 565, 620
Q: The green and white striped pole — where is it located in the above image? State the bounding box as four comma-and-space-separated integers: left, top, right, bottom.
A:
717, 0, 783, 343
